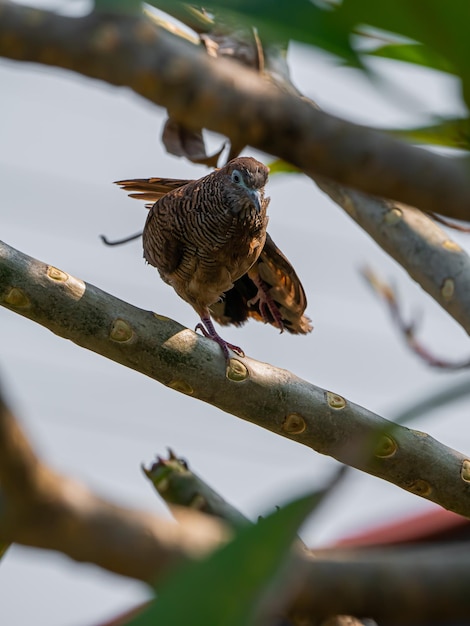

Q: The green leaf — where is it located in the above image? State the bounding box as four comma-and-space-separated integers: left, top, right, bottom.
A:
367, 43, 456, 76
267, 159, 302, 175
0, 543, 9, 561
340, 0, 466, 57
161, 0, 359, 66
338, 0, 470, 109
127, 491, 320, 626
383, 117, 470, 150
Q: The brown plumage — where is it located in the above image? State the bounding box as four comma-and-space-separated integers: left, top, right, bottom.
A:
115, 157, 312, 358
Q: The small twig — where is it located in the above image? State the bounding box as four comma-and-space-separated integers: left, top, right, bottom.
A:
428, 211, 470, 233
143, 448, 251, 529
100, 231, 142, 246
144, 449, 345, 543
252, 27, 264, 73
362, 267, 470, 370
148, 2, 214, 35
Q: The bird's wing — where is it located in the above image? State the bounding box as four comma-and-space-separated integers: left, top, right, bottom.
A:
114, 177, 193, 203
142, 189, 187, 276
210, 233, 312, 334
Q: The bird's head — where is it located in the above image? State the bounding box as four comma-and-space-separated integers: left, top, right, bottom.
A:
221, 157, 270, 217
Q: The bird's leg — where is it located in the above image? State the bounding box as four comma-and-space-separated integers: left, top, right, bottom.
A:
196, 315, 245, 360
247, 275, 285, 333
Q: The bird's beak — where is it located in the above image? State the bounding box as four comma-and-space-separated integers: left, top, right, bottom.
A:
249, 189, 262, 213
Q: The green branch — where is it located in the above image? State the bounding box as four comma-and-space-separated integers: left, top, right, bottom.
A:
143, 450, 251, 529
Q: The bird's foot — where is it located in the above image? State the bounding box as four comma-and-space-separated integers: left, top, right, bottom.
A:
248, 277, 285, 333
196, 317, 245, 360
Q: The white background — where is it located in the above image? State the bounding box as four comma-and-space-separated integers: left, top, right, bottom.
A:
1, 2, 470, 624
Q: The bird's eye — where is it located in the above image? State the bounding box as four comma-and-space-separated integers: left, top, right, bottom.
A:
231, 170, 242, 184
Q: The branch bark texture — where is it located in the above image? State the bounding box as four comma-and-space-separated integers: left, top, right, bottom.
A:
1, 1, 470, 220
2, 379, 470, 623
0, 383, 227, 581
2, 239, 470, 518
3, 1, 470, 341
294, 544, 470, 624
317, 179, 470, 335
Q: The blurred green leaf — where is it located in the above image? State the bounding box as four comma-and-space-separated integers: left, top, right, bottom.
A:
339, 0, 470, 108
340, 0, 466, 59
384, 117, 470, 150
95, 0, 470, 108
127, 491, 319, 626
146, 2, 214, 32
267, 159, 302, 175
367, 42, 456, 76
0, 543, 8, 561
160, 0, 359, 66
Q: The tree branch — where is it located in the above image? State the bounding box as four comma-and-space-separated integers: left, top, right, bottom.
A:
293, 544, 470, 624
317, 180, 470, 336
143, 449, 251, 529
3, 378, 470, 624
0, 1, 470, 220
261, 49, 470, 339
3, 2, 470, 342
2, 239, 470, 518
0, 381, 227, 582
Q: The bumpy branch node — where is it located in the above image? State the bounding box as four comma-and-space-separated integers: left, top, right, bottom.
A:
2, 239, 470, 518
0, 1, 470, 220
2, 381, 470, 623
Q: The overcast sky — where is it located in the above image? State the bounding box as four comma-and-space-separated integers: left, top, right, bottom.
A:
1, 4, 470, 625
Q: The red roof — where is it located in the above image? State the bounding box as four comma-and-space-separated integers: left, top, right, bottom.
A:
332, 507, 470, 548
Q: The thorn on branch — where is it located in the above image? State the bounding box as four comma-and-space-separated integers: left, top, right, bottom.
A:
361, 267, 470, 370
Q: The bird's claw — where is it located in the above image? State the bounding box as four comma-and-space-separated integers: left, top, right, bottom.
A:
195, 321, 245, 360
248, 280, 284, 333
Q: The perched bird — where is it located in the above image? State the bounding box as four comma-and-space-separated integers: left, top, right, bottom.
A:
115, 157, 312, 359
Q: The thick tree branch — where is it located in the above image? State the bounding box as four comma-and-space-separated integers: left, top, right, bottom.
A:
2, 382, 470, 623
260, 49, 470, 339
0, 1, 470, 221
294, 544, 470, 624
0, 383, 227, 581
2, 239, 470, 518
3, 2, 470, 343
317, 180, 470, 336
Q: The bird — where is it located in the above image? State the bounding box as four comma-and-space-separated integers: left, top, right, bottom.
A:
115, 157, 312, 359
